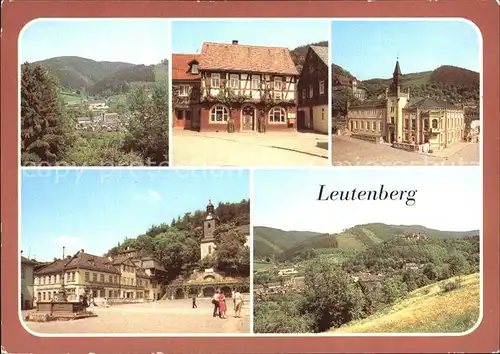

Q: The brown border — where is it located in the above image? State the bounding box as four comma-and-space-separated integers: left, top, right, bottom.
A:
2, 1, 499, 353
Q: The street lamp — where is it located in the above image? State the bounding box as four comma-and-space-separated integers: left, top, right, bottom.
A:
57, 246, 68, 302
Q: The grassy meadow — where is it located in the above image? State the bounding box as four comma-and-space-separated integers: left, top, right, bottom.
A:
331, 272, 480, 334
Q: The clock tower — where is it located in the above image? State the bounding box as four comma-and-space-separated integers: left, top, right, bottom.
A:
200, 200, 217, 261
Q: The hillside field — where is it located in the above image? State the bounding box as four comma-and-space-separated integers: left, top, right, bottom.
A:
331, 273, 480, 334
254, 261, 274, 271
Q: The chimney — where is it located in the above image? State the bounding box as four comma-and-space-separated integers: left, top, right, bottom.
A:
232, 40, 239, 45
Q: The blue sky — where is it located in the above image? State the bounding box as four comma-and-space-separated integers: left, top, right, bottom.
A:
331, 20, 480, 80
253, 167, 481, 233
19, 19, 170, 64
21, 169, 249, 261
171, 20, 329, 53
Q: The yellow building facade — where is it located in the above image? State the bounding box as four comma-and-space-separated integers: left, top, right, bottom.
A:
33, 249, 157, 303
347, 60, 465, 151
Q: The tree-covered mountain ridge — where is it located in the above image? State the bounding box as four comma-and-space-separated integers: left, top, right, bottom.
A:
254, 223, 479, 261
333, 63, 480, 108
30, 56, 165, 95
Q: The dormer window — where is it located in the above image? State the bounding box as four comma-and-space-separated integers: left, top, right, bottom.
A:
191, 63, 199, 74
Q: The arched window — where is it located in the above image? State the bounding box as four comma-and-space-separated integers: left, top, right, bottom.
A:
269, 107, 286, 123
210, 105, 229, 123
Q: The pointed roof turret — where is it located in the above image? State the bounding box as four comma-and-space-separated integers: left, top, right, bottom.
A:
393, 58, 402, 76
389, 58, 402, 95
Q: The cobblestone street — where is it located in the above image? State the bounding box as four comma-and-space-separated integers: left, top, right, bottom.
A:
172, 130, 329, 166
22, 298, 250, 334
332, 136, 479, 166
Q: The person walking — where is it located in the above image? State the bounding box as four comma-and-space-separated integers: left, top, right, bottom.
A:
218, 289, 227, 319
192, 295, 197, 309
212, 291, 220, 317
233, 290, 243, 318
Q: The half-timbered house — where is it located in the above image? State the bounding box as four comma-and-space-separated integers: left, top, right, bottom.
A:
197, 40, 299, 132
172, 54, 202, 130
297, 46, 329, 134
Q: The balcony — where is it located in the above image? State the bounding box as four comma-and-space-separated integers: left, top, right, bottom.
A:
429, 127, 441, 135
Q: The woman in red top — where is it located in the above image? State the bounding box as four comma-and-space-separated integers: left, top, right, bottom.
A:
218, 290, 227, 319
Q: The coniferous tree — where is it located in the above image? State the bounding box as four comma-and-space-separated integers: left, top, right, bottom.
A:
21, 63, 72, 165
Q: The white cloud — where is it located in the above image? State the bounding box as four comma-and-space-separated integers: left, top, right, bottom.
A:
148, 190, 162, 200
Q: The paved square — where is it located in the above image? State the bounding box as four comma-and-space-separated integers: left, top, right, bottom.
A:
332, 136, 480, 166
172, 130, 329, 166
22, 298, 250, 334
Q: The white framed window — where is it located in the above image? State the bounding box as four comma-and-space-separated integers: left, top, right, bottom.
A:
210, 105, 229, 123
309, 85, 313, 98
210, 73, 220, 88
191, 64, 199, 74
251, 75, 261, 89
179, 85, 190, 97
372, 122, 376, 130
269, 106, 286, 123
319, 80, 325, 95
274, 78, 282, 99
230, 74, 239, 89
273, 77, 283, 91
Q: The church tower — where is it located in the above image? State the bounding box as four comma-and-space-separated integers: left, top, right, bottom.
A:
200, 200, 217, 261
386, 59, 409, 143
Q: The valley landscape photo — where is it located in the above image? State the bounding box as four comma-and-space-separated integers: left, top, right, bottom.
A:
331, 20, 480, 166
20, 19, 170, 166
252, 168, 481, 334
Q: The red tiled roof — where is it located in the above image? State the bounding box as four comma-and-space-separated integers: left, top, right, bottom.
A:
199, 42, 299, 75
35, 251, 120, 275
172, 54, 201, 80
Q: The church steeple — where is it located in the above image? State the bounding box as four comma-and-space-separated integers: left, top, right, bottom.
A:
389, 58, 402, 95
205, 199, 215, 219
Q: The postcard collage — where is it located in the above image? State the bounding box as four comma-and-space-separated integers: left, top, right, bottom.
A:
19, 18, 482, 336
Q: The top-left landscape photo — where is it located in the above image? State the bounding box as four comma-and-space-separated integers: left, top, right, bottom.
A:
19, 19, 170, 167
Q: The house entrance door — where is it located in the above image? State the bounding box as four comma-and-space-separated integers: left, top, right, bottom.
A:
184, 110, 191, 129
175, 110, 185, 128
242, 106, 255, 131
297, 110, 306, 130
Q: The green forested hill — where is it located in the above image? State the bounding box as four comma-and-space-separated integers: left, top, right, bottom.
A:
333, 64, 480, 113
290, 41, 328, 72
31, 56, 162, 95
253, 226, 323, 259
255, 223, 479, 262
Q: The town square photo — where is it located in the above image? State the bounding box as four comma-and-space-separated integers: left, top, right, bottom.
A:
20, 19, 170, 167
171, 20, 330, 166
253, 167, 481, 334
331, 19, 480, 166
20, 169, 251, 334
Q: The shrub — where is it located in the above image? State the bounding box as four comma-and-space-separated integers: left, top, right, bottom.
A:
440, 278, 462, 293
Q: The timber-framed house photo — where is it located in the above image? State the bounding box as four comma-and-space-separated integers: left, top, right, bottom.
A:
171, 20, 330, 167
